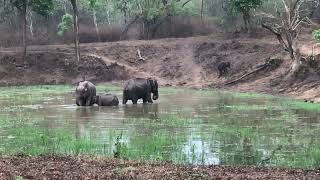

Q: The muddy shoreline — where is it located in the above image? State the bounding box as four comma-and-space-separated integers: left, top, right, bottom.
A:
0, 155, 319, 179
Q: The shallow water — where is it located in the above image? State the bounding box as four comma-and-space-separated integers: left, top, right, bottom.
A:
1, 86, 320, 168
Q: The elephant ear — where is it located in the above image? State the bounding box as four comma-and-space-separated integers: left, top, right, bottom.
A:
148, 78, 158, 92
154, 80, 158, 89
84, 81, 89, 91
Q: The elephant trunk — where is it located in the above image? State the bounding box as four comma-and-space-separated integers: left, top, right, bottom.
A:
152, 92, 159, 100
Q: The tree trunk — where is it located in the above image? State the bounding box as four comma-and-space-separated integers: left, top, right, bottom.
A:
201, 0, 204, 23
92, 9, 101, 42
71, 0, 80, 62
105, 0, 110, 25
22, 0, 27, 60
106, 9, 110, 25
242, 11, 250, 32
124, 9, 127, 25
28, 10, 34, 39
290, 48, 302, 75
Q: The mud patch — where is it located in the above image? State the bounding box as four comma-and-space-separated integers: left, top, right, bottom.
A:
0, 53, 129, 85
0, 155, 319, 180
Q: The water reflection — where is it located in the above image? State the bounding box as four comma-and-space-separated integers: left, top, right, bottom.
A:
123, 104, 159, 120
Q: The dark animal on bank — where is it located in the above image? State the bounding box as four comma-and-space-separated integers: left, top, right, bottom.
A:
93, 94, 119, 106
123, 78, 159, 104
217, 62, 231, 77
75, 81, 96, 106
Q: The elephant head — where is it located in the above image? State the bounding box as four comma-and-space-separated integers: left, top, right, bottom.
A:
76, 81, 96, 98
148, 78, 159, 100
76, 81, 89, 97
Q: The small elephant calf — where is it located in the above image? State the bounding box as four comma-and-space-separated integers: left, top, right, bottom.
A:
217, 62, 231, 78
93, 94, 119, 106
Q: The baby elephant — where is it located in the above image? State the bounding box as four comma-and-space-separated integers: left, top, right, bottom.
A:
217, 62, 231, 78
94, 94, 119, 106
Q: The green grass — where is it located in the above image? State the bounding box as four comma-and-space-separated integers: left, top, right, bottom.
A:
283, 100, 320, 111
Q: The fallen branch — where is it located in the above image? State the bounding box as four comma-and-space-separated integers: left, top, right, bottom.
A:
137, 49, 145, 62
225, 61, 271, 86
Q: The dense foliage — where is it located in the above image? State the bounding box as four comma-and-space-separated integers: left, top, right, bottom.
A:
227, 0, 263, 31
313, 29, 320, 42
0, 0, 319, 45
57, 13, 73, 36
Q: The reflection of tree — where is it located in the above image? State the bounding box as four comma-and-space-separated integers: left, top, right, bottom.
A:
121, 104, 192, 162
75, 107, 98, 138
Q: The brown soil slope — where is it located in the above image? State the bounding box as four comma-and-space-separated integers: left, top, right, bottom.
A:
0, 155, 319, 180
0, 33, 319, 100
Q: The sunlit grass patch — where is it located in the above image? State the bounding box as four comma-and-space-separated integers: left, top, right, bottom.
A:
0, 85, 73, 97
0, 127, 109, 156
96, 84, 122, 94
283, 100, 320, 111
224, 104, 282, 111
159, 87, 188, 94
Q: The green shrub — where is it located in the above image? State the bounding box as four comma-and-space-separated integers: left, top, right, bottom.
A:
57, 13, 73, 36
312, 29, 320, 42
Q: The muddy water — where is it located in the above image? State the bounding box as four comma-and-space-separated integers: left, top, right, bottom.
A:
1, 87, 320, 168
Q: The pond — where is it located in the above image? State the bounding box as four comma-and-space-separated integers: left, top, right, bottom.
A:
0, 85, 320, 169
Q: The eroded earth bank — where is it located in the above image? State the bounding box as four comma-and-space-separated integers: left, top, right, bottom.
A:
1, 33, 320, 178
1, 32, 320, 101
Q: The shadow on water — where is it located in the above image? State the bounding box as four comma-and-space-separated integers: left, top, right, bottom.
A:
1, 86, 320, 168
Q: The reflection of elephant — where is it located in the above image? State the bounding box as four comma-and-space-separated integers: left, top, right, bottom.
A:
123, 104, 159, 120
75, 81, 96, 106
93, 94, 119, 106
122, 78, 159, 104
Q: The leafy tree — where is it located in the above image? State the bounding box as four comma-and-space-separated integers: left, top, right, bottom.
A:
10, 0, 53, 59
70, 0, 80, 62
57, 13, 73, 36
117, 0, 195, 39
227, 0, 263, 31
80, 0, 109, 41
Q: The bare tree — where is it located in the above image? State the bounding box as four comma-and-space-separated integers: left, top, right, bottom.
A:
22, 0, 27, 59
261, 0, 319, 74
70, 0, 80, 62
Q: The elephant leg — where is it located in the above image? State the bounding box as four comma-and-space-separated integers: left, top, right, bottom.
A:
146, 93, 153, 103
85, 96, 93, 106
132, 98, 138, 104
130, 94, 138, 104
76, 97, 84, 106
122, 96, 128, 105
122, 92, 128, 104
143, 98, 148, 104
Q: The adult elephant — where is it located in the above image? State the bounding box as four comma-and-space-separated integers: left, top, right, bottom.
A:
75, 81, 96, 106
123, 78, 159, 104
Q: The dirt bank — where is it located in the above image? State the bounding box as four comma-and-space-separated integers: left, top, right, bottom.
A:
0, 155, 319, 179
0, 32, 320, 101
